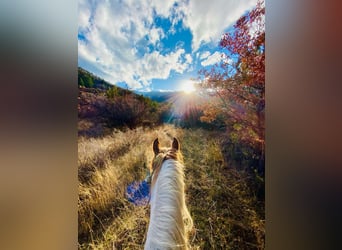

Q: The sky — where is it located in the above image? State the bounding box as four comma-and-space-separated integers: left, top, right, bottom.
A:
78, 0, 257, 92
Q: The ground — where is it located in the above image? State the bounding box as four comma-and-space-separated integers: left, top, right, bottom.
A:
78, 124, 264, 249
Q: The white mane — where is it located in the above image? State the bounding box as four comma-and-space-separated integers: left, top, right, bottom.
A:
145, 159, 193, 250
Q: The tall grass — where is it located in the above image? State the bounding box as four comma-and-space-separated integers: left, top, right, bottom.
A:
78, 124, 264, 249
182, 129, 264, 249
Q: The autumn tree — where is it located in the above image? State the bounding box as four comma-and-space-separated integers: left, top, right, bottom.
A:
198, 0, 265, 173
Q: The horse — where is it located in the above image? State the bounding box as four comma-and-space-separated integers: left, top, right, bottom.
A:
144, 137, 193, 250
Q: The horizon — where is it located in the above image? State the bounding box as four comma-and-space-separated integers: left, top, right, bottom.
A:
78, 0, 257, 92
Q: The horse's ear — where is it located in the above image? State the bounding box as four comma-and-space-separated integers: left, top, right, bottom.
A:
172, 137, 180, 151
153, 138, 160, 155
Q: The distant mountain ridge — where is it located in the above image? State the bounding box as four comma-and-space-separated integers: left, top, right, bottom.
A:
135, 90, 181, 103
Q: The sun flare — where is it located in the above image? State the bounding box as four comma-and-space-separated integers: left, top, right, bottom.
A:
181, 81, 196, 94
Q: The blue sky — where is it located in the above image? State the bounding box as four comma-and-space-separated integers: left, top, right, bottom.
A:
78, 0, 257, 92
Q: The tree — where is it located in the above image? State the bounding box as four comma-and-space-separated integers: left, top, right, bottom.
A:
198, 0, 265, 173
79, 77, 85, 87
83, 75, 94, 88
106, 86, 119, 99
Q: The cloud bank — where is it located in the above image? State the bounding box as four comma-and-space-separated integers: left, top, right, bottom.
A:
78, 0, 257, 90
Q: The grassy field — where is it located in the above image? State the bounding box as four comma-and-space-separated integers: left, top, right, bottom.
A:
78, 124, 264, 249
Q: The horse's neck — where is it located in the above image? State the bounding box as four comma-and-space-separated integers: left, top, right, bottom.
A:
150, 159, 185, 207
146, 159, 187, 249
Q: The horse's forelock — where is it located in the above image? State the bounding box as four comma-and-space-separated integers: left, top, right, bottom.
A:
150, 147, 183, 190
152, 147, 183, 171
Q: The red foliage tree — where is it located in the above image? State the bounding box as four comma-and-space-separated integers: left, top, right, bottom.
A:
200, 1, 265, 146
199, 0, 265, 169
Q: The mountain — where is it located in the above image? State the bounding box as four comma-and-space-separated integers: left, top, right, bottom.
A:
135, 90, 181, 103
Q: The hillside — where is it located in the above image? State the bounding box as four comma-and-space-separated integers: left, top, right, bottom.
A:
78, 67, 114, 90
78, 67, 171, 137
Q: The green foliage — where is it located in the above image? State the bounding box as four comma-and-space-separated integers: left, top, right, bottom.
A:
79, 77, 85, 87
106, 86, 119, 99
78, 67, 113, 89
156, 103, 172, 124
78, 74, 94, 88
147, 99, 158, 112
84, 75, 94, 87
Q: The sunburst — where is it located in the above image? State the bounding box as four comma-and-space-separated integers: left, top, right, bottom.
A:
180, 81, 196, 94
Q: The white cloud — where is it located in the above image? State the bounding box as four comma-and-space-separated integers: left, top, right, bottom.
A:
201, 51, 223, 66
78, 41, 93, 63
78, 0, 92, 32
183, 0, 257, 51
150, 0, 176, 17
185, 54, 193, 64
155, 89, 175, 92
138, 49, 188, 83
199, 51, 211, 60
149, 27, 165, 45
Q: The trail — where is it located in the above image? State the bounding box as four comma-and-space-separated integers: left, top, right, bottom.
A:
78, 124, 264, 249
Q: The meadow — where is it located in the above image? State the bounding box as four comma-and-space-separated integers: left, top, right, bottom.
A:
78, 124, 264, 249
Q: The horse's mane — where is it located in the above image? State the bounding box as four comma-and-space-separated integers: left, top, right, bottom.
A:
150, 147, 183, 188
145, 142, 193, 250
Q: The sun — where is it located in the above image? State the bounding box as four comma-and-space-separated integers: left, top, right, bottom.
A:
181, 81, 196, 94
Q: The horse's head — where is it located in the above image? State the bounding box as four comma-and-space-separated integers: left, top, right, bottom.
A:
153, 137, 179, 155
153, 137, 182, 161
150, 137, 183, 185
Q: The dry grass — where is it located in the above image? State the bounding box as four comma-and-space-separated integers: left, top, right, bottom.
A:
182, 129, 265, 249
78, 124, 264, 249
